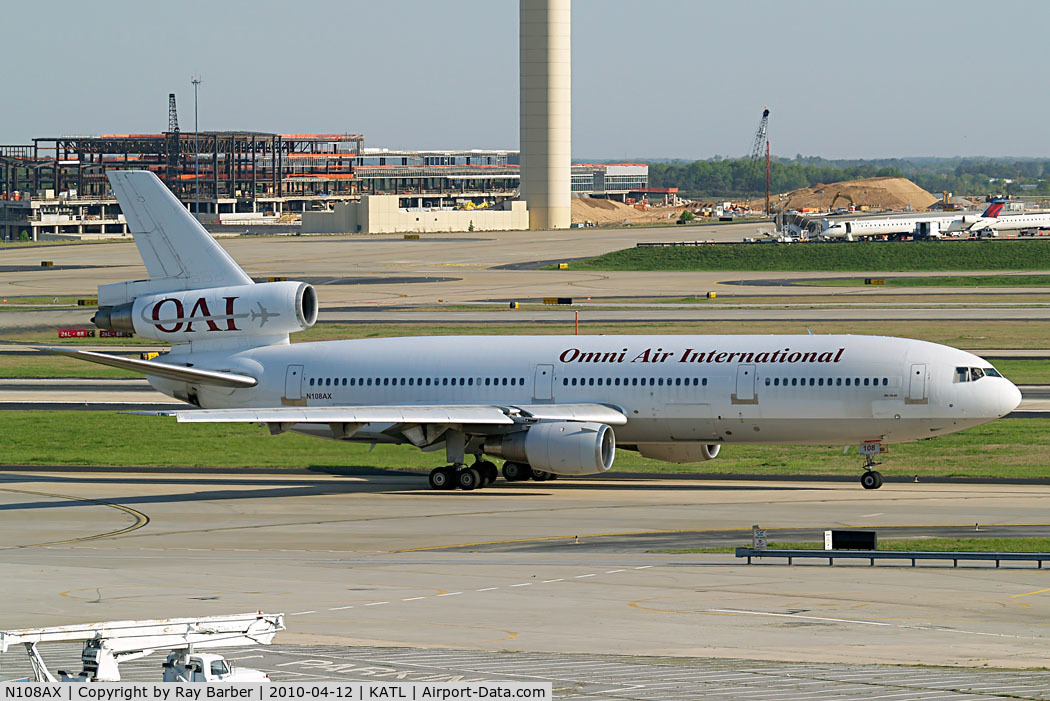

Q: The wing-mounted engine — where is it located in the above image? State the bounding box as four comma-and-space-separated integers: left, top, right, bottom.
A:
484, 421, 615, 476
93, 281, 317, 345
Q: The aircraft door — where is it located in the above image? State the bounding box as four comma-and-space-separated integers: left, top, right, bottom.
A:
908, 363, 927, 402
285, 364, 304, 400
534, 364, 554, 401
735, 364, 756, 402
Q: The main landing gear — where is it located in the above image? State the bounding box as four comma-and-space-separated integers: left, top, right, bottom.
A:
428, 460, 556, 490
502, 462, 557, 482
860, 454, 884, 490
428, 459, 500, 491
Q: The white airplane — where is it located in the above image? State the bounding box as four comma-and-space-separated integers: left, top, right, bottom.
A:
944, 199, 1050, 237
820, 213, 962, 240
45, 171, 1022, 491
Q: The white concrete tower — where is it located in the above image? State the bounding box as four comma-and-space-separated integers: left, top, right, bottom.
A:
519, 0, 571, 230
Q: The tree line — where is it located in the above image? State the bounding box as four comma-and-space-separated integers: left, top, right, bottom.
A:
646, 156, 1050, 199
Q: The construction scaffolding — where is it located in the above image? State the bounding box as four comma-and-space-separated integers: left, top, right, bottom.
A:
13, 132, 364, 208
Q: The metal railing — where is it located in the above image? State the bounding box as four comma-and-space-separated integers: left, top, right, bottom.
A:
735, 547, 1048, 568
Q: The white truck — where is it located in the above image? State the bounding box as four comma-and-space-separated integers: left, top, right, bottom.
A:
162, 651, 270, 683
0, 612, 284, 683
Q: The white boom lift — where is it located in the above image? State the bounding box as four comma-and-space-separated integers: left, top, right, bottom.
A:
0, 612, 284, 683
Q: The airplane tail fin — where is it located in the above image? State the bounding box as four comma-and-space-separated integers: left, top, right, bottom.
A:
108, 171, 252, 289
93, 171, 316, 350
981, 200, 1006, 219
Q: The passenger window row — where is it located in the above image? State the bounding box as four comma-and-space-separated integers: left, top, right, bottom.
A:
308, 376, 528, 388
765, 377, 889, 387
562, 377, 708, 387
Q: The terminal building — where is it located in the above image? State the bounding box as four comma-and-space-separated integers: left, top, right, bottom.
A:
0, 132, 649, 240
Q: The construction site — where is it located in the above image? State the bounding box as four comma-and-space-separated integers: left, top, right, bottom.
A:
0, 93, 659, 241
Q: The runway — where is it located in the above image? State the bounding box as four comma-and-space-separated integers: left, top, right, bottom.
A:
16, 305, 1050, 335
4, 228, 1050, 323
2, 469, 1050, 671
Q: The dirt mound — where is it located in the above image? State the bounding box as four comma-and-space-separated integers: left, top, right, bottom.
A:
572, 197, 685, 225
582, 198, 620, 211
778, 177, 938, 212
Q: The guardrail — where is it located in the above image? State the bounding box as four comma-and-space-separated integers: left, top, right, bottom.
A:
735, 547, 1048, 568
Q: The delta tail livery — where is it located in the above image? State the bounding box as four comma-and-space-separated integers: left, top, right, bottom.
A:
45, 172, 1022, 490
945, 199, 1050, 236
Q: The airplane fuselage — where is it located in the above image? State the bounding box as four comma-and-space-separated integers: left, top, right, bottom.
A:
152, 334, 1019, 448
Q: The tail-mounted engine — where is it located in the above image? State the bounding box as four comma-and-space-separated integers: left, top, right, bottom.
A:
93, 281, 318, 343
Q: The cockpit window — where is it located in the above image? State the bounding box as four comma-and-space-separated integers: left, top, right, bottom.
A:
956, 366, 997, 382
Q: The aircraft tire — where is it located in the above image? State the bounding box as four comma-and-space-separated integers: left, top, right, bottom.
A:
475, 460, 498, 485
860, 471, 881, 490
532, 469, 552, 482
502, 462, 531, 482
458, 467, 482, 491
429, 466, 456, 490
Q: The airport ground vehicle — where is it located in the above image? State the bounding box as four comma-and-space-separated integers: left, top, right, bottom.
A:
0, 612, 282, 682
162, 651, 270, 682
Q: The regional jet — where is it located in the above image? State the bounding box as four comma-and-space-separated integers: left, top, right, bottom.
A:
944, 199, 1050, 237
44, 172, 1022, 490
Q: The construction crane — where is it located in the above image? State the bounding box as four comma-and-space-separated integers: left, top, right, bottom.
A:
743, 106, 770, 215
168, 93, 180, 133
165, 93, 181, 189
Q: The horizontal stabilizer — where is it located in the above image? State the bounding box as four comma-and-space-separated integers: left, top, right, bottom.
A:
37, 347, 257, 389
141, 403, 627, 426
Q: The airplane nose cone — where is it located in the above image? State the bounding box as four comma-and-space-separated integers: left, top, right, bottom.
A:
1000, 381, 1022, 417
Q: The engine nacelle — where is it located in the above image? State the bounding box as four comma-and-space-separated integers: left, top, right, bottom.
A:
636, 442, 720, 463
484, 421, 615, 476
93, 281, 317, 343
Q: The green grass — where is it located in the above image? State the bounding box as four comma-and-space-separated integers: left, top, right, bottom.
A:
566, 240, 1050, 272
657, 538, 1050, 554
2, 412, 1048, 476
808, 275, 1050, 287
0, 355, 139, 378
988, 359, 1050, 384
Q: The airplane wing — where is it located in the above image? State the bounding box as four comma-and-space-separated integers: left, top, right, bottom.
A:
143, 403, 628, 426
37, 347, 258, 389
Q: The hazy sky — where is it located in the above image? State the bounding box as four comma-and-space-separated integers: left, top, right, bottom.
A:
6, 0, 1050, 159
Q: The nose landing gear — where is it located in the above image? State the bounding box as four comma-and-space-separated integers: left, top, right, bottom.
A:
860, 454, 884, 490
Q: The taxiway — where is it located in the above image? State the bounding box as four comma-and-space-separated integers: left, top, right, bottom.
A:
1, 469, 1049, 670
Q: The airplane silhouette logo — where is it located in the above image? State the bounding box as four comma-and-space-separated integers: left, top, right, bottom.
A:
250, 302, 279, 327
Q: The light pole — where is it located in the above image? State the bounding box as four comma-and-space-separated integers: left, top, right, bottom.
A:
191, 75, 202, 221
